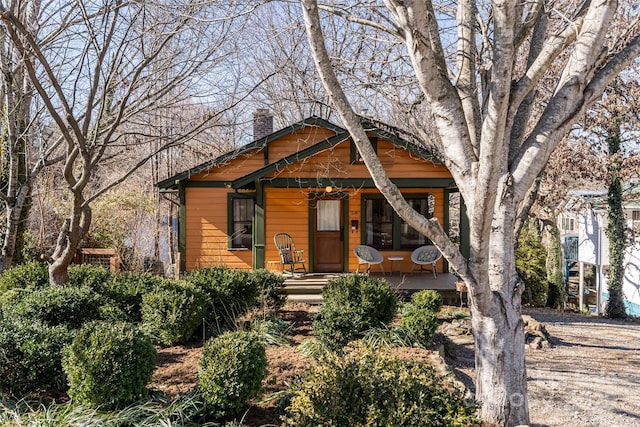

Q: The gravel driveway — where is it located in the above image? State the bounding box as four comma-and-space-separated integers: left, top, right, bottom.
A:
524, 310, 640, 427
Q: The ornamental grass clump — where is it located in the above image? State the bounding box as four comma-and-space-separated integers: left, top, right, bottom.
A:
63, 321, 156, 408
198, 330, 267, 419
312, 273, 399, 351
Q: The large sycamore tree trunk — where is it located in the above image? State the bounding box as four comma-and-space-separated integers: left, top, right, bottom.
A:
301, 0, 640, 425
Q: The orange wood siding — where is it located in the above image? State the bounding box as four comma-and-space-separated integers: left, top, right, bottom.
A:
266, 138, 450, 181
264, 187, 309, 268
184, 187, 252, 271
188, 126, 336, 183
267, 126, 336, 162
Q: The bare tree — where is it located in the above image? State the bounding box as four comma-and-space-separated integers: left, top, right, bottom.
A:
300, 0, 640, 425
0, 0, 63, 272
0, 0, 260, 284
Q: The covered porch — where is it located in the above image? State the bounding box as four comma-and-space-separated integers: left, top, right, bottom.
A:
283, 272, 464, 305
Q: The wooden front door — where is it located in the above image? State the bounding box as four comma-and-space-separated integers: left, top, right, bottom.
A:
314, 198, 344, 272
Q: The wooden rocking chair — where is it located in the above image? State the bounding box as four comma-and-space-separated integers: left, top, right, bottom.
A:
274, 233, 307, 276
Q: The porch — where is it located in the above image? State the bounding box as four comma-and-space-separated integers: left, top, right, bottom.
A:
283, 272, 463, 305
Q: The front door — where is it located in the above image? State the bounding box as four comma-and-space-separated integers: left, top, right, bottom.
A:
314, 198, 344, 272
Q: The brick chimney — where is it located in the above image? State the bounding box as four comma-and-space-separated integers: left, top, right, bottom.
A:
253, 109, 273, 141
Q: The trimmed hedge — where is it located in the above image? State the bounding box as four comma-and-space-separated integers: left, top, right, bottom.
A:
282, 346, 479, 426
312, 274, 399, 350
10, 286, 104, 329
105, 272, 170, 322
141, 280, 207, 345
186, 267, 258, 331
0, 261, 49, 293
63, 321, 156, 408
198, 331, 267, 419
0, 317, 73, 394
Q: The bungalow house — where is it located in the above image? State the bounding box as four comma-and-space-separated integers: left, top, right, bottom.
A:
560, 184, 640, 316
156, 110, 465, 276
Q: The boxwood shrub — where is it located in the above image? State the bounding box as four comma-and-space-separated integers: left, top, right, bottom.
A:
185, 267, 258, 330
141, 280, 207, 345
282, 345, 479, 426
9, 286, 104, 330
63, 321, 156, 408
105, 272, 169, 322
0, 261, 49, 293
312, 274, 399, 350
0, 317, 73, 394
68, 264, 114, 291
198, 330, 267, 419
401, 290, 442, 347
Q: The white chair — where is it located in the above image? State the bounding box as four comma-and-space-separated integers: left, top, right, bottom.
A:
353, 245, 385, 275
410, 245, 441, 278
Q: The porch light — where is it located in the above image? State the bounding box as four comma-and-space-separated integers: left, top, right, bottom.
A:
325, 185, 333, 193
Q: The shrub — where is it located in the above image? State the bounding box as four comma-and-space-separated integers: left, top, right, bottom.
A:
68, 264, 114, 291
400, 290, 442, 347
10, 286, 104, 329
282, 345, 479, 427
63, 321, 156, 408
312, 274, 398, 350
105, 272, 169, 322
0, 317, 73, 394
186, 267, 258, 330
249, 268, 286, 312
516, 221, 549, 307
198, 330, 267, 419
0, 261, 48, 293
409, 289, 443, 313
141, 280, 207, 345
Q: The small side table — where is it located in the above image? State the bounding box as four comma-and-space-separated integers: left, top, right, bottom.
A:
388, 256, 404, 275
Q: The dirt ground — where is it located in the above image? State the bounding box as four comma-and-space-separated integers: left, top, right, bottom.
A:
150, 305, 640, 427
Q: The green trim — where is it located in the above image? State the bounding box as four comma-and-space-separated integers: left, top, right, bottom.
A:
178, 183, 186, 273
307, 196, 314, 273
156, 116, 344, 189
262, 177, 456, 189
182, 181, 232, 188
350, 137, 377, 163
232, 132, 351, 189
253, 183, 265, 269
227, 192, 256, 250
362, 123, 441, 164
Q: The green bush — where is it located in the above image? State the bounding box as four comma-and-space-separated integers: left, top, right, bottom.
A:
63, 321, 156, 408
198, 330, 267, 419
516, 221, 549, 307
0, 317, 73, 394
0, 261, 49, 293
10, 286, 104, 329
249, 269, 286, 312
141, 280, 207, 345
104, 272, 169, 322
282, 346, 479, 427
400, 290, 442, 347
186, 267, 258, 330
312, 274, 398, 350
68, 264, 114, 291
409, 289, 443, 313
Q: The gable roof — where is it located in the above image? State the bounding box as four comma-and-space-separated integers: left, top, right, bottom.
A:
156, 116, 343, 189
156, 115, 442, 190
